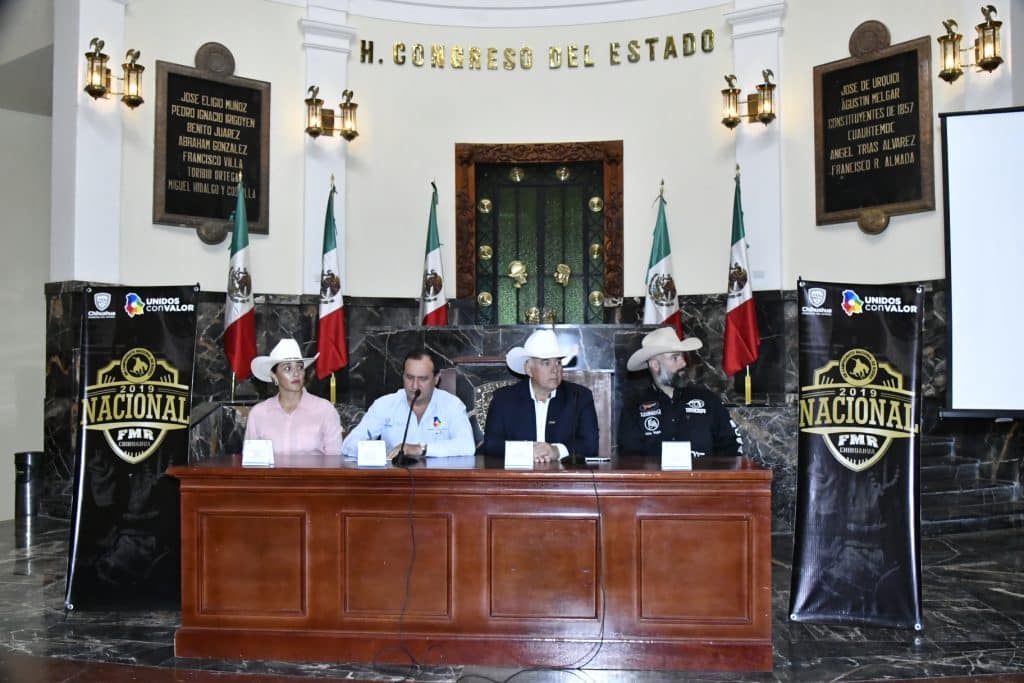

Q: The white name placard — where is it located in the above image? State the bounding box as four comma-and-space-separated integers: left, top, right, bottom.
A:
242, 440, 275, 467
504, 441, 534, 469
661, 441, 692, 470
357, 440, 388, 467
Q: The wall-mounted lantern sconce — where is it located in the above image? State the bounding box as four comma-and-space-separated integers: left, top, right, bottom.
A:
721, 70, 777, 129
305, 86, 359, 141
937, 5, 1004, 84
83, 38, 145, 108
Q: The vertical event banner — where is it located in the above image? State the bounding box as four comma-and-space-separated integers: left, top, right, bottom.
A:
65, 286, 198, 610
790, 280, 923, 629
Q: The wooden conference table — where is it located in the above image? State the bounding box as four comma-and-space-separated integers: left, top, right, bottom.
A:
169, 454, 772, 671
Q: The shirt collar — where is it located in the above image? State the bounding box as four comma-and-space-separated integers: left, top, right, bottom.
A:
528, 381, 556, 403
273, 388, 307, 413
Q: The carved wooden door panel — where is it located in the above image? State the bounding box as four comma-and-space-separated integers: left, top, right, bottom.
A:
473, 161, 605, 324
453, 141, 624, 324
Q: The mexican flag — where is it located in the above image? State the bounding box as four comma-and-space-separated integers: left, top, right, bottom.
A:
223, 176, 257, 380
723, 172, 760, 376
419, 182, 449, 326
643, 192, 684, 339
316, 182, 348, 378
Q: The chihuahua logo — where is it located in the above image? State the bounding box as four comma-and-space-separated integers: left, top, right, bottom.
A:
806, 287, 827, 308
647, 273, 677, 307
93, 292, 111, 312
799, 348, 917, 472
82, 347, 190, 464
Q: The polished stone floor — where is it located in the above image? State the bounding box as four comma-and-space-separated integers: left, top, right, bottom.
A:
2, 517, 1024, 683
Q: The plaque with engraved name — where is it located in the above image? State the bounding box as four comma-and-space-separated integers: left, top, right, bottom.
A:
814, 26, 934, 234
154, 44, 270, 241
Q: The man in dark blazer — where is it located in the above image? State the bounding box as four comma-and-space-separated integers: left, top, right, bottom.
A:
483, 329, 599, 462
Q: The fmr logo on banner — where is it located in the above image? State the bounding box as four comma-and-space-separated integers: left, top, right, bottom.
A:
799, 347, 918, 472
82, 347, 191, 464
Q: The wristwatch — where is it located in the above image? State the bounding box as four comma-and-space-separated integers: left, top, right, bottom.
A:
420, 443, 427, 456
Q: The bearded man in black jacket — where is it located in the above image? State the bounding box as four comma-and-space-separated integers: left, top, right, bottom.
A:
619, 327, 743, 458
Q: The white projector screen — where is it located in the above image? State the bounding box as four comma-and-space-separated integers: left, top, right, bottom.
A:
941, 107, 1024, 417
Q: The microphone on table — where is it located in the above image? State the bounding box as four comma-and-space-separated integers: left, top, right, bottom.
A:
392, 388, 422, 467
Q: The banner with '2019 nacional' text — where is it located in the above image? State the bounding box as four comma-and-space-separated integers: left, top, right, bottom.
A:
64, 286, 198, 610
789, 279, 923, 629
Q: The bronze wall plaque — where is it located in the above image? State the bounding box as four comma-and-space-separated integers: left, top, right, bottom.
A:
814, 23, 934, 233
153, 43, 270, 242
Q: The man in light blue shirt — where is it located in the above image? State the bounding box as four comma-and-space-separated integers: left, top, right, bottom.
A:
342, 349, 476, 459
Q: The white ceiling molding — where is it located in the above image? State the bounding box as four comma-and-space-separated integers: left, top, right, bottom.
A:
330, 0, 730, 27
723, 2, 785, 41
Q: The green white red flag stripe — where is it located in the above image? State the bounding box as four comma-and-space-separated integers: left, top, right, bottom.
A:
420, 182, 449, 326
316, 183, 348, 378
723, 172, 760, 376
223, 176, 256, 380
643, 192, 684, 339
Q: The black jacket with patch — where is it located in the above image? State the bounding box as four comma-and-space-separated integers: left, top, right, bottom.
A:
617, 384, 743, 457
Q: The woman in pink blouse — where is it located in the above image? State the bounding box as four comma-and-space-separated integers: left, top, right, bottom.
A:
243, 339, 343, 456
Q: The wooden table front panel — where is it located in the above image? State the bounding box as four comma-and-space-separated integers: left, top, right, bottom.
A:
172, 457, 772, 671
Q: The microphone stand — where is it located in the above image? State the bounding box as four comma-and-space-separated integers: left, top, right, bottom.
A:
392, 388, 422, 467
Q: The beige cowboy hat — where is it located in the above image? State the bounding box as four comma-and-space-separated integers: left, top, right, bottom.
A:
506, 329, 578, 375
626, 326, 703, 372
250, 338, 318, 382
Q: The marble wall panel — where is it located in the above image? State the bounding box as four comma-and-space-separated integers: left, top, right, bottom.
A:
42, 279, 1018, 532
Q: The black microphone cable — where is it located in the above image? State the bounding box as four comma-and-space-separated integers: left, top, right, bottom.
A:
370, 455, 434, 678
380, 383, 609, 682
370, 386, 431, 676
393, 388, 422, 467
455, 466, 609, 683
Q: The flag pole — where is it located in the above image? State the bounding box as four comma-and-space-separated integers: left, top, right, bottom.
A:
740, 163, 750, 406
329, 173, 338, 409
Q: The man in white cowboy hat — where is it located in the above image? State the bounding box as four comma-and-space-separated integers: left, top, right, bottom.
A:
482, 329, 599, 462
244, 338, 343, 456
342, 348, 475, 460
618, 326, 743, 458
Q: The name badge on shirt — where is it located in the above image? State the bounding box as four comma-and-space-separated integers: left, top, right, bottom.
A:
640, 401, 662, 436
685, 399, 707, 414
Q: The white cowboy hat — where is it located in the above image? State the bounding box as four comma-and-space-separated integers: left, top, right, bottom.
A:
506, 329, 578, 375
250, 338, 319, 382
626, 326, 703, 372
